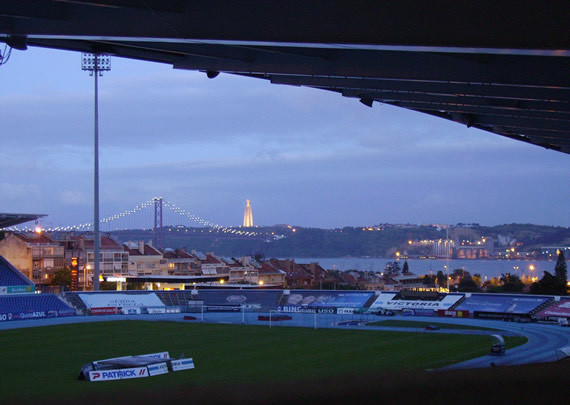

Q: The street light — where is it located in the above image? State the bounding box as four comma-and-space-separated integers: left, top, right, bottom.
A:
81, 53, 111, 291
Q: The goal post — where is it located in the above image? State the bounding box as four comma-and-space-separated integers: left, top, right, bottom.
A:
199, 305, 245, 324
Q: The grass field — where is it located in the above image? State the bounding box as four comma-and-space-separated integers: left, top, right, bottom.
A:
367, 320, 499, 331
0, 320, 528, 402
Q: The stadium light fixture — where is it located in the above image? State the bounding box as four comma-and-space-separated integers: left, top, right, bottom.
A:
81, 53, 111, 291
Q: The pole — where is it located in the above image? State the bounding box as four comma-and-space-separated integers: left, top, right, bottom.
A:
445, 227, 449, 291
93, 57, 100, 291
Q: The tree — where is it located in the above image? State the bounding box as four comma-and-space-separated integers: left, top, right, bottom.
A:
422, 274, 436, 285
402, 261, 409, 274
554, 250, 567, 291
472, 273, 482, 285
500, 273, 524, 293
436, 270, 447, 288
458, 274, 481, 292
99, 281, 116, 291
451, 268, 471, 279
384, 261, 401, 277
52, 268, 71, 288
530, 269, 566, 295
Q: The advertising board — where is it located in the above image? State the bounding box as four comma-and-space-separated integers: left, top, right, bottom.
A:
121, 307, 142, 315
277, 305, 316, 313
0, 285, 34, 295
438, 310, 470, 318
409, 308, 435, 316
204, 305, 241, 312
146, 307, 166, 314
369, 293, 463, 311
147, 362, 169, 376
171, 358, 195, 372
91, 307, 119, 315
0, 309, 75, 322
79, 293, 164, 309
283, 291, 373, 308
88, 367, 149, 381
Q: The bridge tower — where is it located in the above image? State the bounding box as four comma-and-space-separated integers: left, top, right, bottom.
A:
153, 197, 163, 249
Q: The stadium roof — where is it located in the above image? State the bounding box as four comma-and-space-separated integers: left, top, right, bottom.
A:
1, 1, 568, 153
0, 213, 46, 229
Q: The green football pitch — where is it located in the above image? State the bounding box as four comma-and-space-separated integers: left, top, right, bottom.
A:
0, 321, 526, 402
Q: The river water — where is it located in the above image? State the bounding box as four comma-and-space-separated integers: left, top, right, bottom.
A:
291, 257, 561, 280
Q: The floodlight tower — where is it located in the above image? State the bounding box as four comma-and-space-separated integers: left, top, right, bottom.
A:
82, 53, 111, 291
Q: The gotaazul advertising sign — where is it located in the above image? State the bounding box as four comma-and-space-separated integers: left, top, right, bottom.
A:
89, 367, 149, 381
0, 311, 47, 322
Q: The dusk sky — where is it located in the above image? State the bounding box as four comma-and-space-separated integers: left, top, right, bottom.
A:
1, 47, 569, 230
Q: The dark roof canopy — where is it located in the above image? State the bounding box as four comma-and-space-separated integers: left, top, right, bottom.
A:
1, 1, 568, 153
0, 213, 46, 229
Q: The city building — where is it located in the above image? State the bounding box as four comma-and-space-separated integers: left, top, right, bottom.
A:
124, 241, 167, 276
161, 248, 200, 275
433, 239, 454, 258
0, 232, 64, 283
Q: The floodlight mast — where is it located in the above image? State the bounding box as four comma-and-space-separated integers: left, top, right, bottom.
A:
81, 53, 110, 291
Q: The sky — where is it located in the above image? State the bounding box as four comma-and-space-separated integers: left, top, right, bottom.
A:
1, 47, 569, 230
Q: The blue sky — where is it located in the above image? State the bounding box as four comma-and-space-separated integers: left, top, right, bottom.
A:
1, 47, 569, 229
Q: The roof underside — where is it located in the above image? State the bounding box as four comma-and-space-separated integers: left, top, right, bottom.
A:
1, 0, 568, 153
0, 213, 45, 228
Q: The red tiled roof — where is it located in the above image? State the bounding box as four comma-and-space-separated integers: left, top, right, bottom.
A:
124, 243, 161, 256
78, 235, 122, 250
16, 233, 56, 244
202, 254, 221, 264
259, 262, 284, 275
162, 250, 177, 259
174, 249, 193, 258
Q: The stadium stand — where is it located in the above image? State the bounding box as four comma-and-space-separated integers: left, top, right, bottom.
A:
0, 294, 76, 321
396, 290, 442, 301
535, 298, 570, 320
0, 255, 34, 287
278, 290, 374, 309
155, 290, 194, 307
63, 293, 89, 313
454, 293, 551, 318
196, 289, 284, 311
367, 292, 464, 313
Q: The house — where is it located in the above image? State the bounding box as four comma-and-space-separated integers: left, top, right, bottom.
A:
0, 232, 64, 283
267, 259, 328, 288
195, 251, 230, 278
162, 248, 200, 275
223, 256, 257, 284
124, 240, 167, 276
257, 262, 286, 287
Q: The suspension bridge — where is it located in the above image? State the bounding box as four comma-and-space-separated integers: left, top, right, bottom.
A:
2, 198, 269, 240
